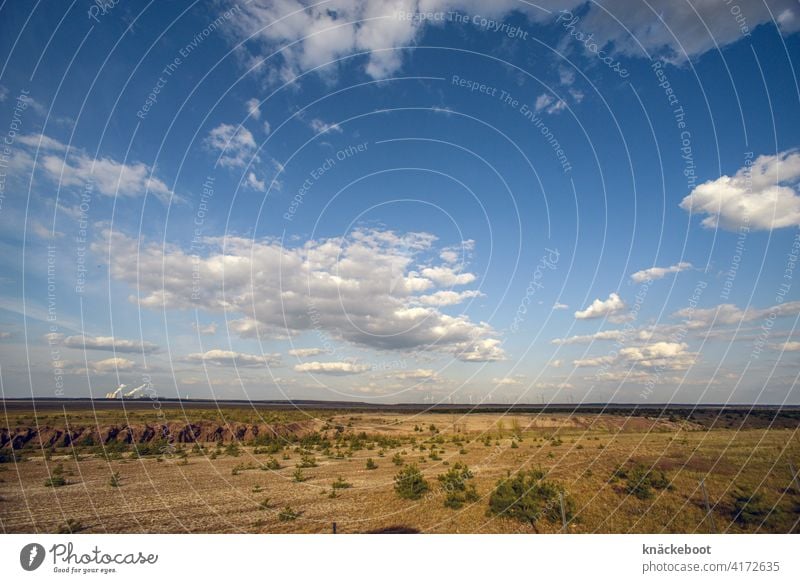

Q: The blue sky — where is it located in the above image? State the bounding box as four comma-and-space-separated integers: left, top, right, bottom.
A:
0, 0, 799, 404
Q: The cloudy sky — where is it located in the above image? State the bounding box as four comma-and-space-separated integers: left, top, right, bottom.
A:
0, 0, 798, 404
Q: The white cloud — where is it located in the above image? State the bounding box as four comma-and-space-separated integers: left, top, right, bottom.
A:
85, 357, 136, 373
96, 227, 503, 362
680, 150, 800, 230
417, 289, 482, 306
775, 341, 800, 351
294, 361, 370, 375
61, 334, 159, 354
673, 300, 800, 329
288, 347, 329, 357
206, 123, 258, 168
420, 266, 476, 286
574, 292, 625, 320
225, 1, 580, 81
246, 171, 266, 191
193, 322, 218, 335
184, 349, 281, 367
245, 97, 261, 119
574, 341, 696, 371
552, 329, 625, 345
631, 262, 692, 283
553, 302, 569, 310
492, 375, 523, 386
577, 0, 800, 63
17, 134, 174, 203
309, 118, 342, 134
393, 368, 436, 380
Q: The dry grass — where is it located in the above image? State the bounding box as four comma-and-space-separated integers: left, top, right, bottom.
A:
1, 410, 799, 533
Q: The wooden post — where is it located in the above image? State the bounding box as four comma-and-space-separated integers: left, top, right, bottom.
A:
559, 491, 567, 532
700, 479, 716, 533
332, 521, 337, 534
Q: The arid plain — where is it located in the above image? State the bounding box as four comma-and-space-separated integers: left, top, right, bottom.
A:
1, 402, 799, 534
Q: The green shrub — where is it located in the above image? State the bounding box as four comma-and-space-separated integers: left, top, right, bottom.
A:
297, 454, 317, 468
731, 488, 772, 527
487, 469, 572, 531
392, 453, 404, 466
394, 464, 429, 500
437, 462, 479, 509
109, 471, 121, 487
614, 463, 671, 500
44, 475, 67, 488
278, 506, 300, 521
332, 476, 352, 490
292, 468, 307, 482
262, 457, 281, 470
366, 458, 378, 470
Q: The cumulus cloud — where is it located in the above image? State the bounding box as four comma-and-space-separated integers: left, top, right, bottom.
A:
680, 150, 800, 230
16, 133, 174, 203
96, 227, 503, 362
60, 334, 160, 354
673, 300, 800, 329
574, 293, 625, 320
308, 118, 342, 134
416, 289, 483, 306
576, 0, 800, 63
245, 97, 261, 119
294, 361, 370, 375
184, 349, 281, 367
630, 262, 692, 283
193, 322, 218, 335
552, 329, 625, 345
79, 357, 136, 373
393, 368, 436, 380
574, 341, 696, 371
492, 375, 524, 386
224, 1, 579, 81
206, 123, 258, 168
288, 347, 329, 357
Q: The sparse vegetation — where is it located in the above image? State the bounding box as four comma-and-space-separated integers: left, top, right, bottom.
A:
365, 458, 378, 470
488, 469, 572, 531
278, 506, 300, 521
394, 464, 429, 500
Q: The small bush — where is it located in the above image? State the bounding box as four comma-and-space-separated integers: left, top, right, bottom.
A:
278, 506, 300, 521
366, 458, 378, 470
438, 463, 479, 509
392, 453, 404, 466
297, 454, 317, 468
614, 464, 671, 500
262, 457, 281, 470
293, 468, 307, 482
109, 471, 121, 487
57, 519, 85, 534
394, 464, 429, 500
44, 475, 67, 488
332, 476, 352, 490
731, 488, 772, 527
487, 469, 572, 531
